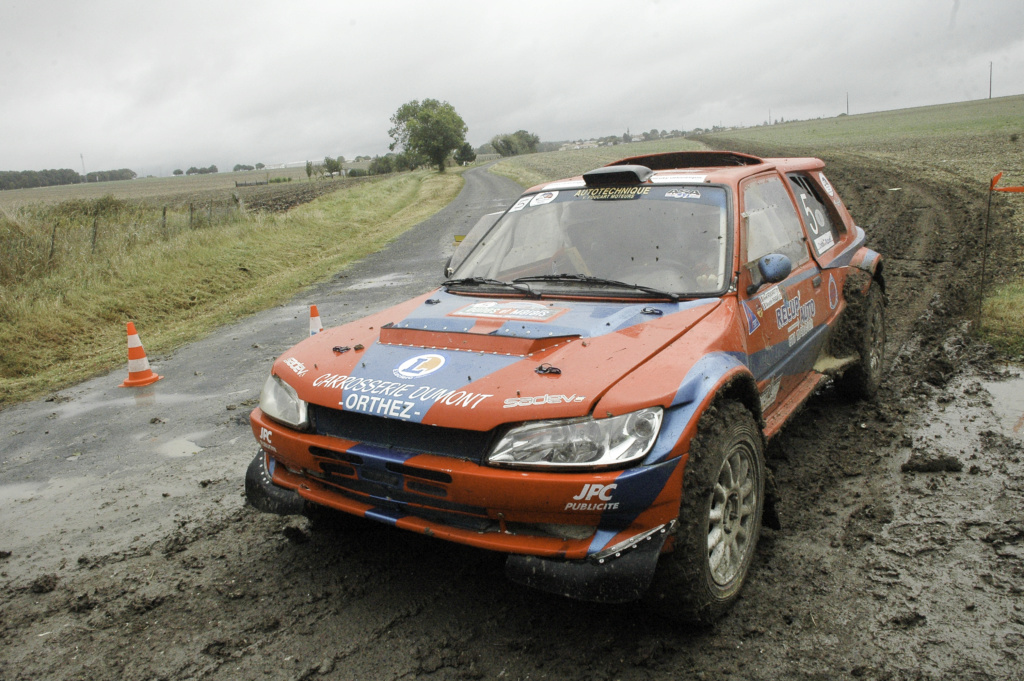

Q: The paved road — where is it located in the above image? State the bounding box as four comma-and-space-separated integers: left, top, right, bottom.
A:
0, 166, 523, 581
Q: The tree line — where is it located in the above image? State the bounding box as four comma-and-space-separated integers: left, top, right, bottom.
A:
0, 168, 136, 191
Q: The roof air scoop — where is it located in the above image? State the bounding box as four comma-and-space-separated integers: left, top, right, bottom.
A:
582, 164, 653, 187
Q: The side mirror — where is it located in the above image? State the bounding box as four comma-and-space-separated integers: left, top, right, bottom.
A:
758, 253, 792, 284
746, 253, 792, 295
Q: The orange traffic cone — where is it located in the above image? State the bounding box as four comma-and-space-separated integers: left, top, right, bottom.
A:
309, 305, 323, 336
119, 321, 163, 387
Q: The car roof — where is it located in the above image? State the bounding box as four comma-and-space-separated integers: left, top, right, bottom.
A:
524, 150, 827, 193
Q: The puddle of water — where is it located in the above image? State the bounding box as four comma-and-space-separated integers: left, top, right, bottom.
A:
156, 437, 205, 458
985, 368, 1024, 439
344, 273, 414, 291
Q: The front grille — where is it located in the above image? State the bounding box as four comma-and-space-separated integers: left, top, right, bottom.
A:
309, 404, 497, 461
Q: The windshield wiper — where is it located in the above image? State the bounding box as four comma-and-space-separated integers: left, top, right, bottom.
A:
442, 277, 539, 297
513, 274, 679, 301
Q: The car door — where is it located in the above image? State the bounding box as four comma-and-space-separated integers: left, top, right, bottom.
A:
737, 173, 831, 421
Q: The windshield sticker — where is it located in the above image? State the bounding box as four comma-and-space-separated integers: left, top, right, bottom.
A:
529, 191, 558, 207
393, 353, 447, 379
544, 180, 586, 191
819, 172, 835, 197
573, 186, 651, 200
650, 174, 707, 184
508, 197, 531, 212
451, 301, 566, 322
665, 187, 701, 199
758, 286, 783, 310
742, 301, 760, 334
814, 231, 835, 253
828, 274, 839, 310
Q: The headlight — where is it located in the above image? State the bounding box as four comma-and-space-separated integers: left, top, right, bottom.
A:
488, 407, 663, 470
259, 374, 309, 429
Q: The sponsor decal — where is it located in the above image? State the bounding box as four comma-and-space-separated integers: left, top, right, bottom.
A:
503, 393, 586, 408
312, 372, 493, 420
788, 313, 814, 347
759, 378, 781, 411
814, 231, 835, 253
260, 427, 273, 444
650, 174, 706, 184
566, 483, 619, 511
743, 300, 760, 334
543, 180, 585, 190
775, 292, 816, 330
758, 285, 782, 310
284, 357, 308, 377
508, 196, 531, 212
665, 187, 701, 199
828, 274, 839, 310
819, 172, 835, 197
573, 186, 651, 200
529, 191, 558, 207
451, 300, 565, 322
394, 353, 446, 379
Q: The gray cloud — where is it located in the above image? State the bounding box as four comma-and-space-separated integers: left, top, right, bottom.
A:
1, 0, 1021, 175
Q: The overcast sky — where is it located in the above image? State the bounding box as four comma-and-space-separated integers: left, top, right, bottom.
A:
2, 0, 1022, 176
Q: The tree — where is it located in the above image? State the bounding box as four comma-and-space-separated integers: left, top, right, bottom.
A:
454, 142, 476, 165
323, 156, 341, 176
173, 169, 183, 176
491, 130, 540, 157
305, 160, 313, 180
255, 162, 265, 170
388, 98, 467, 172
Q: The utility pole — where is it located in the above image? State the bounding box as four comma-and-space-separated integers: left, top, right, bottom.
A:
989, 61, 993, 99
80, 153, 86, 180
846, 92, 849, 115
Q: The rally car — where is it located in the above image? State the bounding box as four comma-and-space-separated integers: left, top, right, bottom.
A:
245, 150, 884, 622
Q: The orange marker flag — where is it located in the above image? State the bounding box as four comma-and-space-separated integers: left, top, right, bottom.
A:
991, 172, 1024, 193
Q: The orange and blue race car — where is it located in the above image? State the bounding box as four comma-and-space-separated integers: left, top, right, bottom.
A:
245, 150, 885, 622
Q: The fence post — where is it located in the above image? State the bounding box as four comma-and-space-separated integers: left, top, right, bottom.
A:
162, 206, 167, 235
48, 224, 58, 263
189, 203, 194, 228
91, 214, 99, 254
208, 202, 212, 224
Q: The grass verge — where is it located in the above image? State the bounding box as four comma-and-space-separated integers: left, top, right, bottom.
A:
0, 170, 463, 407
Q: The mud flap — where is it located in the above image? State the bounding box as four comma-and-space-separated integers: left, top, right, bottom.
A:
504, 530, 668, 604
244, 450, 305, 516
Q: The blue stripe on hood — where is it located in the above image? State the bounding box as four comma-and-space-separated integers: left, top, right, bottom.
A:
396, 292, 715, 339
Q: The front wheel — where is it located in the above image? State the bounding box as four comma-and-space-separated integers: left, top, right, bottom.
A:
647, 400, 765, 624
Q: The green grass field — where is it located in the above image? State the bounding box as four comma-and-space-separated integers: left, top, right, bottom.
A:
489, 138, 706, 188
697, 94, 1024, 356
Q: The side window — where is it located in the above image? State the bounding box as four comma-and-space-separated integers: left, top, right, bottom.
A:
787, 173, 841, 256
742, 175, 809, 268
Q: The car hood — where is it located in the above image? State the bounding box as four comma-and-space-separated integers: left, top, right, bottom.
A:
274, 291, 720, 431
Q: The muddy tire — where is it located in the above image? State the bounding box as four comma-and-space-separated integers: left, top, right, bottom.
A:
244, 450, 305, 516
837, 284, 885, 400
647, 400, 765, 625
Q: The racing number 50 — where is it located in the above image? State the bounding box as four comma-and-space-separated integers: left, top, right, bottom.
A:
798, 193, 821, 235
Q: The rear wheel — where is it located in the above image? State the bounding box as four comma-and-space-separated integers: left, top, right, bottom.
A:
647, 400, 765, 624
837, 283, 885, 400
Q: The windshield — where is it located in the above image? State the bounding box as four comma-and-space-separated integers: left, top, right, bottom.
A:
452, 184, 730, 297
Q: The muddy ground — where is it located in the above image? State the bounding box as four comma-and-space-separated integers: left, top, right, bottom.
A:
2, 157, 1023, 681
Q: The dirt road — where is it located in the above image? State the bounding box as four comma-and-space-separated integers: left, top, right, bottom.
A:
2, 159, 1022, 681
